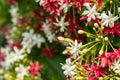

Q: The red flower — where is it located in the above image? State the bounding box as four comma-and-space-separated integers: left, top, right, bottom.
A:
98, 0, 102, 9
108, 48, 120, 62
68, 21, 82, 36
67, 15, 83, 36
104, 23, 120, 37
32, 10, 42, 19
42, 0, 61, 16
99, 53, 111, 67
42, 47, 56, 58
75, 0, 90, 11
9, 41, 22, 50
83, 63, 109, 80
80, 17, 101, 26
18, 17, 29, 27
28, 62, 43, 78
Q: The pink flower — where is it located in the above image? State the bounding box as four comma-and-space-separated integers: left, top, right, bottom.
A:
98, 0, 102, 9
75, 0, 90, 11
61, 0, 74, 4
108, 48, 120, 62
28, 62, 43, 78
42, 0, 61, 16
104, 23, 120, 37
83, 63, 109, 80
99, 53, 111, 67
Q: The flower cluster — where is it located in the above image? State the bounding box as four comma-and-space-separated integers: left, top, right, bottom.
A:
0, 0, 120, 80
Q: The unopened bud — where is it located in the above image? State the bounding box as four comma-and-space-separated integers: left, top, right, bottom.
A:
57, 36, 64, 41
101, 26, 104, 30
63, 50, 68, 54
78, 30, 84, 34
100, 36, 103, 39
15, 67, 20, 72
82, 49, 88, 53
94, 23, 99, 28
93, 27, 96, 31
87, 34, 90, 37
104, 37, 108, 41
95, 38, 99, 41
110, 1, 113, 3
99, 50, 103, 55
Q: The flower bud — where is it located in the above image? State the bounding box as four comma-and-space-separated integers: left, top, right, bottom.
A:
104, 37, 108, 41
82, 49, 88, 53
15, 67, 20, 72
94, 23, 99, 28
78, 30, 84, 34
99, 50, 103, 55
57, 36, 64, 41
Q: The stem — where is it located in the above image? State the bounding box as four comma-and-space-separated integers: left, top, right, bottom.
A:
44, 42, 49, 49
80, 40, 97, 49
84, 32, 97, 38
105, 41, 108, 53
72, 42, 100, 65
72, 6, 75, 23
108, 39, 116, 53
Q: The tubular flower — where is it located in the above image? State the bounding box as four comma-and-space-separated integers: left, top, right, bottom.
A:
81, 3, 99, 22
98, 11, 119, 28
104, 23, 120, 37
28, 62, 43, 78
61, 58, 76, 77
83, 63, 109, 80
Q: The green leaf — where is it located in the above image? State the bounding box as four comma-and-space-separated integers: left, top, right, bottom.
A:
112, 35, 120, 47
0, 0, 10, 26
0, 33, 6, 48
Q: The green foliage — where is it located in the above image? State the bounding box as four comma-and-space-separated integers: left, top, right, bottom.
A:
0, 0, 10, 26
0, 33, 6, 48
113, 35, 120, 47
18, 0, 36, 16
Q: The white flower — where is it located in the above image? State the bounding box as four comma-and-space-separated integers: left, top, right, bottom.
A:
42, 20, 55, 43
82, 3, 99, 22
15, 64, 29, 79
9, 5, 19, 25
21, 29, 45, 53
118, 7, 120, 12
42, 20, 51, 34
12, 47, 25, 61
46, 32, 55, 43
61, 58, 76, 77
112, 59, 120, 73
60, 2, 72, 13
98, 11, 119, 27
35, 0, 44, 5
67, 40, 82, 59
54, 17, 69, 32
1, 46, 24, 69
33, 34, 45, 48
1, 47, 11, 55
35, 0, 40, 2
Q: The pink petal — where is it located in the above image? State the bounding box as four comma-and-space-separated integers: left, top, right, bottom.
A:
98, 0, 102, 9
